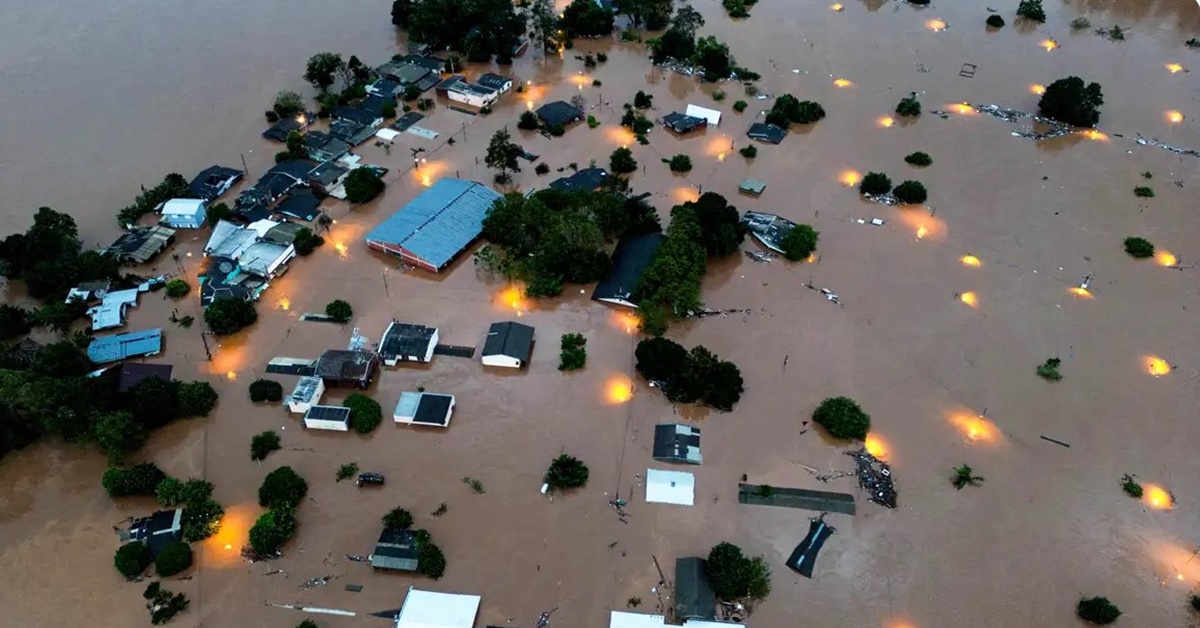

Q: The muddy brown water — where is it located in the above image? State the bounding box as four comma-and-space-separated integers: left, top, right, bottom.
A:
2, 0, 1200, 626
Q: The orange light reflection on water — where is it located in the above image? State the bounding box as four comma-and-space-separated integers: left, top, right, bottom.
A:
1144, 356, 1171, 376
1069, 287, 1094, 299
877, 116, 895, 128
838, 170, 863, 187
1082, 129, 1109, 142
1165, 63, 1184, 74
274, 297, 291, 311
1156, 251, 1178, 267
1040, 39, 1059, 51
201, 503, 257, 567
948, 103, 975, 116
1029, 84, 1046, 95
960, 255, 981, 267
959, 292, 979, 308
949, 412, 999, 443
672, 186, 700, 204
604, 375, 634, 405
834, 78, 853, 88
894, 210, 946, 242
864, 433, 889, 460
609, 310, 640, 335
926, 19, 946, 31
606, 125, 637, 147
1166, 110, 1184, 124
494, 283, 531, 316
1143, 484, 1174, 510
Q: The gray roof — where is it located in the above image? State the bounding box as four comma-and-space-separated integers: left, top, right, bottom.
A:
371, 528, 420, 571
304, 405, 351, 425
380, 322, 437, 361
536, 101, 585, 126
739, 178, 767, 195
115, 362, 174, 393
741, 211, 797, 254
87, 328, 163, 364
364, 179, 501, 271
482, 321, 534, 362
747, 122, 787, 144
107, 226, 176, 263
663, 112, 707, 133
674, 557, 716, 620
476, 73, 512, 91
309, 161, 349, 187
549, 167, 609, 191
591, 232, 664, 306
653, 423, 702, 464
314, 349, 379, 385
413, 393, 454, 426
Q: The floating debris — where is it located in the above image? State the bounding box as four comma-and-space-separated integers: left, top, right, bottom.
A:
300, 575, 333, 590
1136, 134, 1200, 158
345, 554, 370, 563
745, 250, 776, 263
847, 448, 897, 508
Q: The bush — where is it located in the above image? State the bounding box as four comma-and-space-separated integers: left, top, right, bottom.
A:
344, 168, 385, 204
94, 411, 147, 465
1120, 474, 1142, 498
204, 297, 257, 335
181, 497, 224, 542
265, 111, 279, 123
258, 466, 308, 508
297, 621, 319, 628
559, 333, 587, 371
535, 162, 550, 175
1071, 16, 1091, 30
813, 396, 871, 440
635, 337, 690, 382
1036, 358, 1062, 381
518, 111, 540, 130
249, 379, 283, 403
545, 454, 590, 490
739, 145, 757, 159
418, 542, 447, 579
766, 95, 825, 128
634, 91, 653, 109
402, 83, 421, 102
712, 90, 726, 102
666, 154, 693, 173
383, 507, 414, 530
154, 541, 193, 576
706, 542, 771, 601
344, 393, 383, 434
1038, 76, 1104, 127
293, 227, 324, 256
859, 172, 892, 196
381, 101, 396, 119
1123, 237, 1154, 259
1133, 186, 1154, 198
249, 505, 297, 556
548, 123, 565, 137
733, 100, 748, 113
1190, 593, 1200, 611
177, 381, 218, 418
103, 463, 168, 497
892, 180, 928, 204
610, 147, 638, 174
634, 338, 744, 410
1077, 597, 1121, 624
986, 14, 1005, 28
895, 96, 921, 117
250, 430, 282, 461
336, 462, 359, 482
156, 478, 213, 507
115, 542, 153, 579
164, 279, 190, 299
587, 115, 600, 129
780, 225, 819, 262
325, 299, 353, 323
904, 151, 932, 167
273, 90, 305, 118
1016, 0, 1046, 22
144, 582, 190, 625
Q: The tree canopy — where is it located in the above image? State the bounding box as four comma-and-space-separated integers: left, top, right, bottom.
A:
344, 168, 385, 203
344, 393, 383, 434
634, 338, 744, 410
1038, 76, 1104, 127
610, 147, 638, 174
249, 505, 298, 556
485, 129, 523, 184
103, 463, 168, 497
325, 299, 353, 323
633, 205, 707, 333
155, 540, 194, 577
393, 0, 524, 63
0, 207, 120, 301
706, 542, 771, 601
765, 95, 826, 128
204, 298, 257, 335
250, 430, 282, 461
115, 542, 152, 579
545, 453, 590, 490
249, 379, 284, 403
258, 466, 309, 508
560, 0, 615, 38
892, 180, 928, 204
812, 396, 871, 440
383, 507, 414, 530
304, 52, 344, 92
779, 224, 819, 262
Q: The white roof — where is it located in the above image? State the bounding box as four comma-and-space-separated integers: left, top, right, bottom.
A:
376, 128, 401, 141
685, 104, 721, 126
610, 611, 667, 628
239, 241, 291, 276
395, 589, 481, 628
645, 469, 695, 506
290, 376, 324, 404
246, 219, 280, 238
87, 289, 140, 331
161, 198, 206, 216
205, 220, 256, 259
683, 621, 745, 628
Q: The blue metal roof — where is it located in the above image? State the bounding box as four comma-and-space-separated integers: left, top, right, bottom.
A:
87, 328, 164, 364
364, 179, 501, 270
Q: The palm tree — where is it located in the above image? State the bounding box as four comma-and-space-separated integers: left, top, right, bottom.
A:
952, 464, 984, 490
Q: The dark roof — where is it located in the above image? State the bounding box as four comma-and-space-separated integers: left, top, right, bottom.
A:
276, 189, 323, 222
332, 106, 381, 127
380, 322, 437, 361
549, 167, 609, 192
309, 161, 349, 187
591, 232, 665, 306
304, 405, 351, 424
536, 101, 585, 126
239, 169, 304, 207
107, 226, 176, 264
364, 179, 501, 271
304, 131, 333, 149
786, 518, 835, 578
198, 255, 262, 305
663, 112, 707, 134
330, 119, 368, 142
476, 73, 512, 91
116, 363, 174, 393
398, 54, 444, 71
741, 211, 796, 254
268, 160, 319, 181
483, 321, 535, 362
392, 112, 425, 132
436, 75, 466, 91
675, 557, 716, 620
262, 118, 302, 142
369, 78, 401, 95
747, 122, 787, 144
413, 394, 454, 426
188, 165, 243, 200
233, 202, 272, 224
314, 349, 379, 385
653, 423, 701, 464
358, 94, 390, 116
371, 528, 420, 571
415, 73, 441, 92
129, 508, 183, 557
263, 221, 305, 245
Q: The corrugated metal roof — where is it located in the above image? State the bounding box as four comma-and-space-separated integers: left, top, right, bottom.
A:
364, 179, 501, 270
87, 328, 163, 364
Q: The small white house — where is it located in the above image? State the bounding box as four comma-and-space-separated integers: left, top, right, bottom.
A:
645, 469, 695, 506
447, 81, 500, 108
394, 392, 456, 427
303, 405, 351, 431
685, 104, 721, 127
288, 376, 325, 414
379, 321, 439, 366
395, 588, 481, 628
481, 321, 534, 369
160, 198, 208, 229
610, 612, 669, 628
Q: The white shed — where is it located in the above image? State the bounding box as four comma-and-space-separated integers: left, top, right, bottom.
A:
447, 82, 500, 108
288, 376, 325, 414
395, 588, 481, 628
645, 469, 695, 506
610, 611, 668, 628
303, 405, 351, 431
685, 104, 721, 127
160, 198, 208, 229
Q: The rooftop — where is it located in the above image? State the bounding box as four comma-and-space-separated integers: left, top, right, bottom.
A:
413, 394, 454, 426
309, 161, 349, 187
674, 557, 716, 620
591, 232, 665, 307
371, 528, 420, 571
304, 404, 351, 425
276, 190, 323, 222
747, 122, 787, 144
87, 328, 163, 364
188, 165, 243, 200
482, 321, 535, 361
663, 112, 707, 134
128, 508, 183, 557
115, 362, 174, 393
238, 241, 292, 277
205, 220, 260, 259
86, 288, 140, 331
107, 226, 176, 264
653, 423, 702, 464
289, 376, 324, 405
262, 117, 302, 142
536, 101, 585, 126
368, 78, 402, 95
395, 589, 481, 628
476, 73, 512, 91
549, 167, 610, 192
741, 211, 797, 254
380, 322, 438, 361
262, 220, 306, 246
314, 349, 379, 385
364, 179, 501, 271
645, 468, 695, 506
332, 106, 381, 127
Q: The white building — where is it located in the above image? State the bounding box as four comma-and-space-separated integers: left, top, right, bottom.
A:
395, 588, 481, 628
685, 104, 722, 127
481, 321, 534, 369
303, 405, 351, 431
645, 469, 695, 506
160, 198, 208, 229
379, 321, 439, 366
393, 392, 456, 427
86, 288, 141, 331
447, 81, 499, 108
204, 219, 295, 278
609, 612, 743, 628
288, 376, 325, 414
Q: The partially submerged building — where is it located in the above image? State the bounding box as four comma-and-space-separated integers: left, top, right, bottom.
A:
308, 161, 350, 196
205, 220, 296, 279
738, 178, 766, 196
684, 104, 721, 127
549, 167, 610, 192
394, 588, 481, 628
476, 72, 513, 94
159, 198, 208, 229
198, 256, 267, 305
741, 211, 797, 254
87, 328, 163, 364
314, 349, 380, 389
645, 469, 695, 506
393, 392, 456, 427
536, 101, 585, 127
287, 376, 325, 414
187, 165, 242, 200
591, 232, 665, 308
86, 288, 141, 331
747, 122, 787, 144
653, 424, 702, 464
364, 178, 501, 272
481, 321, 534, 369
127, 508, 183, 557
435, 76, 500, 108
106, 226, 176, 264
609, 612, 741, 628
332, 106, 384, 129
371, 528, 420, 571
379, 321, 439, 365
663, 112, 707, 134
113, 362, 174, 393
674, 557, 717, 621
303, 405, 352, 431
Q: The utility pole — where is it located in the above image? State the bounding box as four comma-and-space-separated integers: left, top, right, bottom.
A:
240, 151, 252, 180
201, 332, 214, 361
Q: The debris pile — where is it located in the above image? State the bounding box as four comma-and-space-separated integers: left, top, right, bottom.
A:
746, 250, 776, 263
846, 448, 897, 508
1136, 134, 1200, 158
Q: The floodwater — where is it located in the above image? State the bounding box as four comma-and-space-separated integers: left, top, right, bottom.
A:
2, 0, 1200, 627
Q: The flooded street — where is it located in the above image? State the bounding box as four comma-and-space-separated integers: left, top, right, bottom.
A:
2, 0, 1200, 626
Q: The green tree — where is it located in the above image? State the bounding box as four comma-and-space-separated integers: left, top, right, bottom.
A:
418, 541, 447, 579
293, 227, 324, 256
892, 180, 927, 204
610, 147, 638, 174
31, 340, 91, 378
31, 299, 88, 334
1016, 0, 1046, 22
154, 541, 193, 576
694, 36, 734, 81
125, 376, 179, 429
895, 95, 921, 117
304, 52, 344, 92
297, 621, 320, 628
485, 129, 522, 184
952, 464, 984, 489
558, 333, 587, 371
181, 497, 224, 542
635, 337, 689, 382
518, 110, 540, 130
633, 206, 707, 324
812, 396, 871, 440
529, 0, 559, 51
392, 0, 413, 26
1036, 357, 1063, 381
114, 542, 152, 579
859, 172, 892, 196
258, 466, 309, 508
561, 0, 615, 38
164, 279, 190, 299
206, 202, 233, 226
250, 430, 282, 461
0, 304, 32, 340
155, 477, 187, 506
765, 95, 825, 128
1123, 236, 1154, 259
249, 505, 298, 555
402, 83, 422, 102
383, 507, 414, 530
986, 14, 1005, 27
1038, 76, 1104, 127
667, 154, 693, 173
325, 299, 353, 323
706, 542, 771, 601
177, 381, 218, 418
204, 297, 257, 335
1077, 596, 1121, 624
249, 379, 284, 403
103, 463, 168, 497
381, 100, 397, 119
273, 90, 305, 118
344, 393, 383, 434
904, 152, 932, 167
780, 224, 819, 262
545, 453, 589, 490
684, 193, 745, 258
344, 168, 385, 203
94, 411, 146, 464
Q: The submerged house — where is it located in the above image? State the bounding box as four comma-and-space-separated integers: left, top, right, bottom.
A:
662, 112, 707, 134
371, 528, 420, 571
445, 80, 500, 109
674, 557, 717, 621
198, 256, 266, 305
159, 198, 208, 229
364, 178, 500, 273
187, 165, 242, 201
684, 104, 721, 127
127, 508, 183, 557
379, 321, 439, 365
87, 328, 163, 364
645, 469, 695, 506
536, 101, 585, 127
653, 424, 702, 464
393, 392, 456, 427
741, 211, 797, 254
549, 167, 610, 192
205, 220, 295, 279
394, 589, 481, 628
476, 72, 513, 94
314, 349, 380, 389
330, 119, 377, 146
481, 321, 535, 369
303, 405, 352, 431
106, 226, 176, 264
747, 122, 787, 144
591, 232, 665, 308
287, 376, 325, 414
332, 106, 384, 129
86, 288, 141, 331
308, 161, 350, 196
